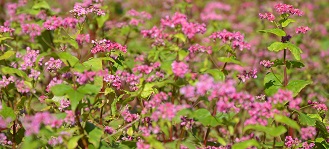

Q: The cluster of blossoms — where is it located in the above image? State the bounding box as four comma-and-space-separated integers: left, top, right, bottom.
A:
76, 34, 90, 45
171, 61, 189, 78
127, 9, 152, 26
188, 44, 212, 54
200, 2, 231, 21
160, 12, 207, 38
58, 99, 70, 111
285, 136, 315, 149
258, 12, 275, 22
210, 30, 251, 51
260, 60, 274, 68
237, 69, 257, 82
45, 58, 63, 71
151, 103, 189, 121
133, 62, 160, 74
121, 107, 139, 123
141, 26, 168, 46
269, 89, 302, 109
142, 92, 170, 114
0, 26, 14, 34
15, 80, 32, 93
0, 133, 12, 146
21, 23, 42, 41
104, 126, 116, 135
16, 47, 39, 70
20, 112, 63, 136
43, 16, 79, 30
75, 71, 96, 85
103, 70, 140, 91
70, 3, 105, 17
296, 26, 311, 34
308, 100, 328, 111
274, 3, 304, 16
91, 39, 127, 54
0, 76, 15, 89
301, 127, 316, 140
46, 77, 63, 92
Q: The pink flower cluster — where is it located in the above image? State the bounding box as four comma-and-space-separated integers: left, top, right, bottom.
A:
133, 62, 160, 74
244, 102, 277, 126
0, 26, 14, 34
269, 89, 301, 109
59, 99, 70, 111
284, 136, 300, 148
274, 3, 304, 16
0, 133, 11, 146
210, 30, 250, 51
75, 71, 96, 85
200, 2, 231, 21
161, 12, 206, 38
308, 100, 328, 111
172, 61, 189, 78
104, 126, 116, 134
258, 12, 275, 22
15, 80, 31, 93
260, 60, 274, 68
0, 76, 15, 89
121, 107, 139, 123
45, 58, 63, 71
151, 103, 188, 121
70, 3, 105, 17
141, 26, 168, 46
103, 70, 140, 91
237, 69, 257, 82
296, 26, 311, 34
301, 127, 316, 140
188, 44, 212, 54
76, 34, 90, 45
21, 23, 42, 41
16, 47, 39, 70
21, 112, 63, 136
91, 39, 127, 54
127, 9, 152, 26
43, 16, 79, 30
142, 92, 170, 114
46, 77, 63, 92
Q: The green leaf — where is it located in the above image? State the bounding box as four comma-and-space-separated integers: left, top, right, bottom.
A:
268, 42, 285, 52
193, 109, 220, 127
243, 125, 287, 137
297, 112, 316, 126
0, 103, 16, 120
281, 19, 295, 27
141, 83, 155, 98
77, 84, 101, 95
96, 13, 110, 28
218, 57, 242, 65
0, 50, 15, 60
264, 72, 283, 96
68, 135, 83, 149
58, 52, 79, 67
315, 121, 329, 137
285, 43, 303, 61
286, 80, 312, 97
32, 0, 50, 10
83, 58, 103, 71
232, 139, 260, 149
274, 114, 300, 131
178, 50, 188, 61
174, 33, 187, 43
0, 36, 13, 42
1, 66, 29, 79
286, 61, 305, 69
205, 69, 225, 81
68, 90, 85, 110
50, 84, 73, 96
85, 122, 104, 149
259, 28, 286, 36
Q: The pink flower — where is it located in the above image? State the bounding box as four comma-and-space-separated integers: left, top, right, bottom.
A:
188, 44, 212, 54
59, 99, 70, 111
237, 69, 257, 82
210, 30, 250, 51
45, 58, 63, 71
259, 12, 275, 22
296, 26, 310, 34
301, 127, 316, 140
91, 39, 127, 54
274, 3, 304, 16
74, 71, 96, 85
172, 61, 189, 78
46, 78, 63, 92
284, 136, 300, 148
260, 60, 274, 68
104, 126, 116, 134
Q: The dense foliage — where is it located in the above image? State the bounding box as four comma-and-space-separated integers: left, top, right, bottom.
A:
0, 0, 329, 148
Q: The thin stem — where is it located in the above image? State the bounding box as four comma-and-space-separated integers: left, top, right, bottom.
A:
283, 49, 288, 87
75, 109, 89, 149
